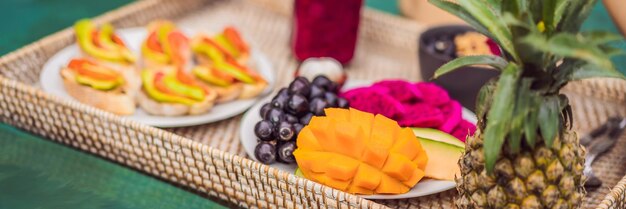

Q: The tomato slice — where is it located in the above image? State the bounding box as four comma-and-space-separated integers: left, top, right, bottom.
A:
223, 27, 248, 54
201, 37, 233, 60
68, 58, 119, 81
226, 56, 258, 76
211, 67, 235, 82
154, 71, 205, 97
167, 31, 189, 67
68, 59, 93, 71
92, 30, 102, 48
154, 72, 176, 95
176, 68, 196, 86
79, 65, 119, 81
111, 34, 126, 47
146, 32, 163, 53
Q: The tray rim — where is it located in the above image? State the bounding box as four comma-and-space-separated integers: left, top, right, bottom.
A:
0, 0, 624, 208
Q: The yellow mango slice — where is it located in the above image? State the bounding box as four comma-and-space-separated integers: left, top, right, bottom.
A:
327, 155, 360, 181
294, 108, 428, 195
351, 164, 381, 190
296, 126, 322, 151
376, 174, 410, 194
402, 167, 425, 187
349, 108, 374, 137
381, 153, 415, 181
324, 108, 350, 122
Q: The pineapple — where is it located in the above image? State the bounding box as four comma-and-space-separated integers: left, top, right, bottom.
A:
428, 0, 626, 208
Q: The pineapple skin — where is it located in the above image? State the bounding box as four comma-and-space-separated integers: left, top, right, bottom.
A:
456, 129, 586, 209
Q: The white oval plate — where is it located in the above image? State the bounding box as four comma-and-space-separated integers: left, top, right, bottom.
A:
240, 80, 477, 200
40, 28, 275, 128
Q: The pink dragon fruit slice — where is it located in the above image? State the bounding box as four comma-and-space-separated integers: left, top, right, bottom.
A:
372, 80, 423, 103
451, 120, 477, 142
398, 103, 445, 128
415, 82, 450, 106
439, 100, 462, 133
342, 87, 406, 119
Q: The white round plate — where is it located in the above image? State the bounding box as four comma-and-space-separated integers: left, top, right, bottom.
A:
40, 28, 275, 127
240, 80, 477, 200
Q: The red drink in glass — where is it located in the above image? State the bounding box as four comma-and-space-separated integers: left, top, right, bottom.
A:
292, 0, 363, 64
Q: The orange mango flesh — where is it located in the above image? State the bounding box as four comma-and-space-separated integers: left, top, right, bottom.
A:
293, 108, 428, 195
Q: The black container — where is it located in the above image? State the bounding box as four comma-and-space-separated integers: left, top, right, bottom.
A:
419, 25, 498, 111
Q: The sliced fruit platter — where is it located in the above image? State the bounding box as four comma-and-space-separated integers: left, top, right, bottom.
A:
41, 19, 274, 127
240, 62, 477, 199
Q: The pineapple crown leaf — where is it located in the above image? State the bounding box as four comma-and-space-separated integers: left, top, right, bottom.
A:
455, 0, 520, 62
433, 55, 508, 79
581, 31, 624, 45
521, 33, 617, 71
430, 0, 626, 173
483, 63, 520, 173
537, 96, 561, 148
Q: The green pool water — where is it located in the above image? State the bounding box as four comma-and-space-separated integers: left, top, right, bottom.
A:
0, 123, 227, 209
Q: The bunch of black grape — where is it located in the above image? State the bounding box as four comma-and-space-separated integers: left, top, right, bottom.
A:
254, 76, 349, 164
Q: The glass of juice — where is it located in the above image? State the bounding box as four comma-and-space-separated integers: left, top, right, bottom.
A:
292, 0, 363, 64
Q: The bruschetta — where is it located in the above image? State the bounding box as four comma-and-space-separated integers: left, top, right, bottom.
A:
60, 58, 140, 115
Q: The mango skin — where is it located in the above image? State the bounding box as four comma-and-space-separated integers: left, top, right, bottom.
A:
412, 128, 464, 181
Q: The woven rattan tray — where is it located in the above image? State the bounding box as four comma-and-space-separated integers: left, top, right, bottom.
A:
1, 0, 625, 208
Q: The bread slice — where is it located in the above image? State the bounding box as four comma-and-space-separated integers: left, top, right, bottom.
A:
74, 54, 142, 95
141, 58, 168, 71
191, 73, 243, 104
192, 66, 266, 101
210, 83, 244, 103
60, 67, 139, 115
239, 79, 268, 99
137, 87, 218, 116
